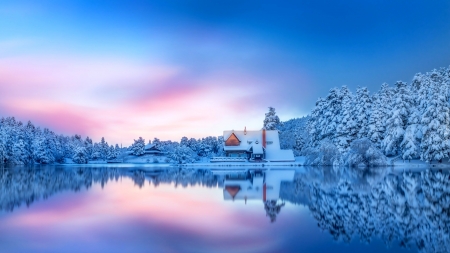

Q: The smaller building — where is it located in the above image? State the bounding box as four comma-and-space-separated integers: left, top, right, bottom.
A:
144, 144, 162, 155
223, 128, 294, 162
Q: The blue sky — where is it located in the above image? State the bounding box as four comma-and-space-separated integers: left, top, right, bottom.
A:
1, 0, 449, 143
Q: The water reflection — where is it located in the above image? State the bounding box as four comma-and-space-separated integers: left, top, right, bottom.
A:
1, 165, 448, 252
283, 166, 450, 253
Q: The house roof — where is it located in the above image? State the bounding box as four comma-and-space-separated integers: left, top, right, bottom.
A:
251, 142, 264, 154
223, 130, 280, 151
144, 143, 160, 151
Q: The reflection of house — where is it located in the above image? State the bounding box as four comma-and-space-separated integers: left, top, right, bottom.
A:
144, 144, 162, 155
223, 129, 294, 162
216, 169, 295, 222
216, 170, 295, 201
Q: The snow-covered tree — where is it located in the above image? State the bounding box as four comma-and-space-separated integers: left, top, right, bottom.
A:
32, 136, 54, 164
168, 145, 197, 164
99, 137, 109, 160
345, 138, 387, 167
321, 88, 343, 142
382, 81, 412, 155
354, 87, 372, 138
0, 141, 7, 164
11, 139, 27, 165
263, 107, 281, 130
420, 72, 450, 162
367, 84, 392, 146
114, 144, 121, 158
335, 86, 356, 152
107, 145, 116, 160
131, 137, 145, 156
72, 146, 88, 164
308, 97, 327, 148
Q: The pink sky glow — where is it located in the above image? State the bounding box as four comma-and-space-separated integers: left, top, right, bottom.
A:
2, 179, 281, 253
0, 54, 306, 145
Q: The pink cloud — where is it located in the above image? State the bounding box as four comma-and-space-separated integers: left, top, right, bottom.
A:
0, 54, 307, 144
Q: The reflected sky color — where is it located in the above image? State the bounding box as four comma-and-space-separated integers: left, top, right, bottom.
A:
1, 0, 450, 144
0, 167, 414, 253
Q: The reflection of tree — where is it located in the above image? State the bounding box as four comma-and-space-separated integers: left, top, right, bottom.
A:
264, 200, 285, 223
0, 167, 219, 212
281, 167, 450, 253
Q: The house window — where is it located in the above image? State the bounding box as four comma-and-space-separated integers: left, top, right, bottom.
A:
266, 141, 273, 145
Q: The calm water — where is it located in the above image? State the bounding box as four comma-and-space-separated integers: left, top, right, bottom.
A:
0, 165, 446, 253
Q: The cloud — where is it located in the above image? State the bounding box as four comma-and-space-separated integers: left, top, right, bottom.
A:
0, 53, 308, 144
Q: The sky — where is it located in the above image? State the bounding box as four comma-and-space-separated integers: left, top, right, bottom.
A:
1, 0, 450, 145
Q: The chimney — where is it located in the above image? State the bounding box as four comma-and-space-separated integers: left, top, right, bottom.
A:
262, 129, 266, 148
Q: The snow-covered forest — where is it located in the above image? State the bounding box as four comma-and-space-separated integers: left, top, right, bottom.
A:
0, 116, 224, 165
2, 66, 449, 166
0, 117, 121, 165
297, 66, 450, 165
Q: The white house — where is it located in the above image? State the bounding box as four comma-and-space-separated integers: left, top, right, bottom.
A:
222, 128, 295, 162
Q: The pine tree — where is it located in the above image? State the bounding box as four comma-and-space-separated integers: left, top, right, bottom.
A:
354, 87, 372, 138
92, 143, 101, 160
131, 137, 145, 156
114, 144, 121, 158
308, 97, 326, 148
72, 146, 88, 164
99, 137, 109, 160
107, 145, 116, 160
322, 88, 342, 142
400, 109, 422, 161
33, 136, 54, 164
11, 139, 27, 165
263, 107, 281, 130
420, 71, 450, 162
368, 84, 392, 147
335, 86, 356, 152
382, 81, 412, 155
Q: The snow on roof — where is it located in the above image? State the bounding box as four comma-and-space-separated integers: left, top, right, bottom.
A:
252, 142, 264, 154
144, 143, 159, 150
223, 130, 280, 151
265, 149, 295, 162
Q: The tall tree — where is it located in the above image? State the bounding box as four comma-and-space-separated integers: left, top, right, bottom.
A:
263, 107, 281, 130
420, 71, 450, 162
131, 137, 146, 156
382, 81, 412, 155
354, 87, 372, 138
335, 86, 356, 152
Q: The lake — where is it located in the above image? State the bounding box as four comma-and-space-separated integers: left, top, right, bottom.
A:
0, 165, 446, 253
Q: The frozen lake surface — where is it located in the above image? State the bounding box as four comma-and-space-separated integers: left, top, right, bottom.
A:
0, 165, 445, 253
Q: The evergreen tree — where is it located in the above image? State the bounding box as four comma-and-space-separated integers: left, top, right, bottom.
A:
84, 136, 93, 159
263, 107, 281, 130
72, 146, 88, 164
91, 143, 102, 160
99, 137, 109, 160
308, 97, 326, 148
420, 72, 450, 162
382, 81, 412, 155
335, 86, 356, 152
354, 87, 372, 138
11, 139, 27, 165
32, 136, 54, 164
131, 137, 145, 156
114, 144, 121, 158
107, 145, 116, 160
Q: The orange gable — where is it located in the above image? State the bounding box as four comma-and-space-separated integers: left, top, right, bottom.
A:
225, 133, 240, 146
225, 186, 240, 198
